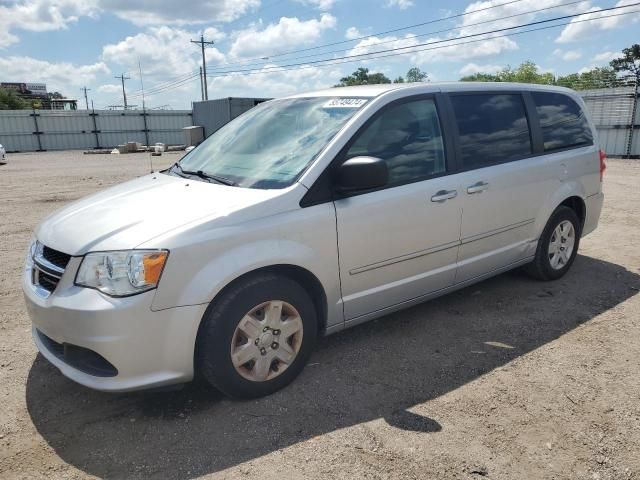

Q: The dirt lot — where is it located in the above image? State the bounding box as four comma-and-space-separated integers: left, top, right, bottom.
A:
0, 150, 639, 480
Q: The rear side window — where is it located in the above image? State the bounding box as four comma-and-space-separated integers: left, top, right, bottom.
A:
531, 92, 593, 151
345, 98, 446, 185
450, 94, 532, 169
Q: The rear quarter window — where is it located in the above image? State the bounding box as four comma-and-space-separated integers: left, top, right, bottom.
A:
531, 91, 593, 152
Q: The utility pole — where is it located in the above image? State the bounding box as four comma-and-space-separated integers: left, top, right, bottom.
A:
115, 73, 130, 110
81, 87, 91, 110
199, 66, 205, 101
191, 35, 215, 100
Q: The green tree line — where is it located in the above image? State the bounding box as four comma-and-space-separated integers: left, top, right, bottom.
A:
336, 44, 640, 90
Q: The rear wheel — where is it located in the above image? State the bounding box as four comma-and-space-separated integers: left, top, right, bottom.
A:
196, 273, 317, 398
525, 206, 581, 281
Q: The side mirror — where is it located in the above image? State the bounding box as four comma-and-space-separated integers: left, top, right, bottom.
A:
335, 156, 388, 192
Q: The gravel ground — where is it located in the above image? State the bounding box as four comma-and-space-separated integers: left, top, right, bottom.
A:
0, 150, 639, 480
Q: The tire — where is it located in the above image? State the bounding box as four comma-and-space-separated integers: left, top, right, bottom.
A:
196, 273, 318, 399
525, 205, 581, 281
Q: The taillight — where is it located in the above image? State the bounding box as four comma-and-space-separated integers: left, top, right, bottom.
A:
599, 149, 606, 182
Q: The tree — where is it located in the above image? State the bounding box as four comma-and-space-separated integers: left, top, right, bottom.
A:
461, 61, 554, 85
335, 67, 391, 86
48, 91, 64, 99
0, 88, 27, 110
405, 67, 428, 83
556, 67, 618, 90
393, 76, 405, 83
459, 72, 500, 82
610, 44, 640, 82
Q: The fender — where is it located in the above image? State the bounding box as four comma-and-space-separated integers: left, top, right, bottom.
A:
533, 179, 586, 240
147, 202, 344, 329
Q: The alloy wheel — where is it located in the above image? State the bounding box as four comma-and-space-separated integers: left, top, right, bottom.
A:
548, 220, 575, 270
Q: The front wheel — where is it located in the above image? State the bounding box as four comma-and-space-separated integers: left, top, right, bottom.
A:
196, 273, 317, 398
525, 206, 581, 281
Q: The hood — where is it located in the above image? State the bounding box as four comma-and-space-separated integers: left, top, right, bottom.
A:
36, 173, 288, 255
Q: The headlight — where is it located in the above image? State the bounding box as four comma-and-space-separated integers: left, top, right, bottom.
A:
75, 250, 168, 297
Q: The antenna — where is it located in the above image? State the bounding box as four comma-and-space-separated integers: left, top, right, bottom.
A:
81, 87, 91, 110
138, 60, 146, 110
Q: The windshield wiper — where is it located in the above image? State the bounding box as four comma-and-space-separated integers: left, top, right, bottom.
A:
171, 163, 236, 186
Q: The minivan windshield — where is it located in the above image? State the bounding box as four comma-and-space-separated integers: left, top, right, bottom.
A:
172, 97, 368, 189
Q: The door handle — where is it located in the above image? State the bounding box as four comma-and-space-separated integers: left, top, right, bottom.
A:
431, 189, 457, 203
466, 181, 489, 194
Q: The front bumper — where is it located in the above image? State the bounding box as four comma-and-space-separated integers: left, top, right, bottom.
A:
23, 255, 207, 392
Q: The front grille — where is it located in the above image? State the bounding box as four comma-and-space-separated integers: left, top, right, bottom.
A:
37, 271, 60, 292
42, 246, 71, 270
32, 243, 70, 295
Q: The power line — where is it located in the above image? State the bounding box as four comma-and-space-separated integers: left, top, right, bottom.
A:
206, 0, 586, 75
125, 73, 200, 99
126, 9, 639, 103
107, 0, 533, 103
191, 35, 216, 100
199, 9, 640, 83
108, 0, 563, 101
123, 8, 639, 102
111, 5, 639, 102
205, 0, 531, 71
205, 3, 640, 77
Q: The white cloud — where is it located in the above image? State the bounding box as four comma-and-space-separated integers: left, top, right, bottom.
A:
97, 84, 122, 93
386, 0, 414, 9
553, 48, 582, 61
591, 50, 618, 62
208, 63, 343, 98
578, 65, 598, 74
229, 14, 337, 59
102, 26, 226, 79
459, 62, 503, 75
346, 32, 517, 67
556, 0, 640, 43
346, 0, 589, 66
0, 0, 260, 46
296, 0, 336, 10
345, 26, 362, 40
346, 34, 411, 59
411, 36, 517, 64
98, 0, 260, 26
454, 0, 588, 54
0, 0, 98, 48
460, 0, 585, 33
0, 56, 109, 94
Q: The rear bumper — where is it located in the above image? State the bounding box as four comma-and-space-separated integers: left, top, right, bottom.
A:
23, 256, 207, 392
583, 192, 604, 237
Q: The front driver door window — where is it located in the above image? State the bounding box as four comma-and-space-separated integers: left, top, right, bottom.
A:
344, 99, 446, 185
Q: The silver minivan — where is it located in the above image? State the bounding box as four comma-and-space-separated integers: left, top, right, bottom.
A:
23, 82, 605, 398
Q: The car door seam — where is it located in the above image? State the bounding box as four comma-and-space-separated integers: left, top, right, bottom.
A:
349, 240, 461, 275
460, 218, 535, 245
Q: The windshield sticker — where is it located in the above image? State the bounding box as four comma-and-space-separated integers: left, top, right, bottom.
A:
323, 98, 368, 108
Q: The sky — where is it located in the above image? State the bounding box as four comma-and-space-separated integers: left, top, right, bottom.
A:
0, 0, 638, 110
